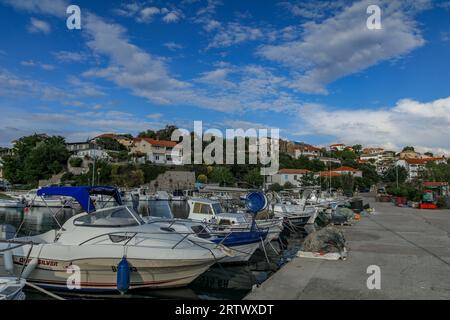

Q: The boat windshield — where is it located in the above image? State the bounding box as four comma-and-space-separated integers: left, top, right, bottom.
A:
74, 206, 144, 227
212, 203, 223, 214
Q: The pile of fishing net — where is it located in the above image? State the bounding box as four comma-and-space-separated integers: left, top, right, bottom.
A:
302, 226, 346, 254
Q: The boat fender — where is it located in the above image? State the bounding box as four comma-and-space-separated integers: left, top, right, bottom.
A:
116, 256, 130, 294
21, 257, 38, 279
3, 250, 14, 274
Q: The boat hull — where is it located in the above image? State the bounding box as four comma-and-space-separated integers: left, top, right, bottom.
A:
0, 255, 215, 292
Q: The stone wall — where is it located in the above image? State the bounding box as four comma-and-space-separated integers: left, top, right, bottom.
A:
145, 171, 195, 192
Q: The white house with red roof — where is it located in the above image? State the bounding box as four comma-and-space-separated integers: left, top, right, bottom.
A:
329, 143, 346, 151
397, 156, 447, 180
130, 137, 182, 165
267, 168, 312, 187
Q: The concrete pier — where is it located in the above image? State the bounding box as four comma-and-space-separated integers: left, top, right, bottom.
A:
245, 196, 450, 300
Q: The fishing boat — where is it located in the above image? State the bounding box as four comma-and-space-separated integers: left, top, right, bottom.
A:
187, 198, 282, 244
0, 186, 227, 293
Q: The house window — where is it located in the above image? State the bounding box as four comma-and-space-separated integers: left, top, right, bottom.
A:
155, 155, 160, 161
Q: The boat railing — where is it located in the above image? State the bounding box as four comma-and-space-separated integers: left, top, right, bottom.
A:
0, 240, 34, 253
75, 229, 233, 248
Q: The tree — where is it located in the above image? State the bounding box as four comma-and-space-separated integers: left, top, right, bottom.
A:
95, 137, 127, 151
268, 183, 283, 192
69, 157, 83, 167
383, 166, 408, 184
2, 134, 69, 186
244, 168, 263, 187
402, 146, 415, 152
283, 182, 295, 189
210, 167, 235, 186
197, 174, 208, 184
300, 172, 317, 187
352, 144, 363, 155
138, 129, 157, 139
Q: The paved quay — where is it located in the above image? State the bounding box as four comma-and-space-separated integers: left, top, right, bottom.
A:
245, 196, 450, 300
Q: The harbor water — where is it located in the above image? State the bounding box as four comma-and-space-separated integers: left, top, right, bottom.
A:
0, 200, 302, 300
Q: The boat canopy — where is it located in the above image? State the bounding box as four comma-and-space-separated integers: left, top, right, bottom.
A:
37, 186, 122, 213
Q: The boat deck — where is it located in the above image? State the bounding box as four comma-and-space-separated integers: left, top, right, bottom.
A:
245, 195, 450, 300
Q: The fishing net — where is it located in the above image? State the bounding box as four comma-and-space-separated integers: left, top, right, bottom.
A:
302, 226, 346, 253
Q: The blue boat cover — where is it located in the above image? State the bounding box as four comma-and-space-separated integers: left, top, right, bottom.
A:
212, 229, 268, 246
37, 186, 122, 213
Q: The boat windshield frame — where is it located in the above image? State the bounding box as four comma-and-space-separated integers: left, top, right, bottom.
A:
211, 203, 224, 215
73, 206, 145, 228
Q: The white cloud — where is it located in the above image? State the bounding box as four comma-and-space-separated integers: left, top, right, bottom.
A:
0, 107, 163, 146
27, 17, 51, 34
207, 22, 264, 48
0, 0, 68, 17
146, 113, 163, 120
53, 51, 88, 63
297, 97, 450, 155
82, 13, 189, 104
163, 42, 184, 51
21, 60, 55, 70
258, 0, 427, 94
162, 11, 182, 23
115, 3, 183, 24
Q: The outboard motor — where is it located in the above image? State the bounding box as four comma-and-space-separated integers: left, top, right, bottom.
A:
116, 256, 130, 294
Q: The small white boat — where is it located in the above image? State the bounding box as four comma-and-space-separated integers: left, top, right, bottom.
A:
23, 189, 69, 208
0, 198, 26, 208
0, 277, 26, 300
187, 198, 282, 244
273, 203, 317, 226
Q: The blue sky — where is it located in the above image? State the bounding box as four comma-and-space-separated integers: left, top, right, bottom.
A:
0, 0, 449, 154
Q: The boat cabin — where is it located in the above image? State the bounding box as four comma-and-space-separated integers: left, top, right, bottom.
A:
187, 198, 248, 225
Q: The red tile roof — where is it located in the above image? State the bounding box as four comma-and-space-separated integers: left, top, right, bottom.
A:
423, 182, 448, 187
278, 169, 311, 174
319, 171, 341, 177
134, 137, 177, 148
405, 158, 430, 165
334, 166, 361, 172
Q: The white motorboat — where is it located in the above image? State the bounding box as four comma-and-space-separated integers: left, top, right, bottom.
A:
23, 189, 70, 208
272, 203, 317, 226
0, 197, 26, 208
0, 186, 227, 293
145, 203, 266, 264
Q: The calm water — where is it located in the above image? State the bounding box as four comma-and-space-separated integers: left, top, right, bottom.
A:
0, 200, 301, 300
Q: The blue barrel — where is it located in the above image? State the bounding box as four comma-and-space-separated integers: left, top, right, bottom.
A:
116, 257, 130, 294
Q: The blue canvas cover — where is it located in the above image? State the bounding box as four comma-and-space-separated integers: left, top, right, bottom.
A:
37, 186, 122, 213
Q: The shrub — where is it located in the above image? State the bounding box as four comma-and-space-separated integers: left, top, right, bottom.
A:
69, 157, 83, 167
437, 196, 447, 208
